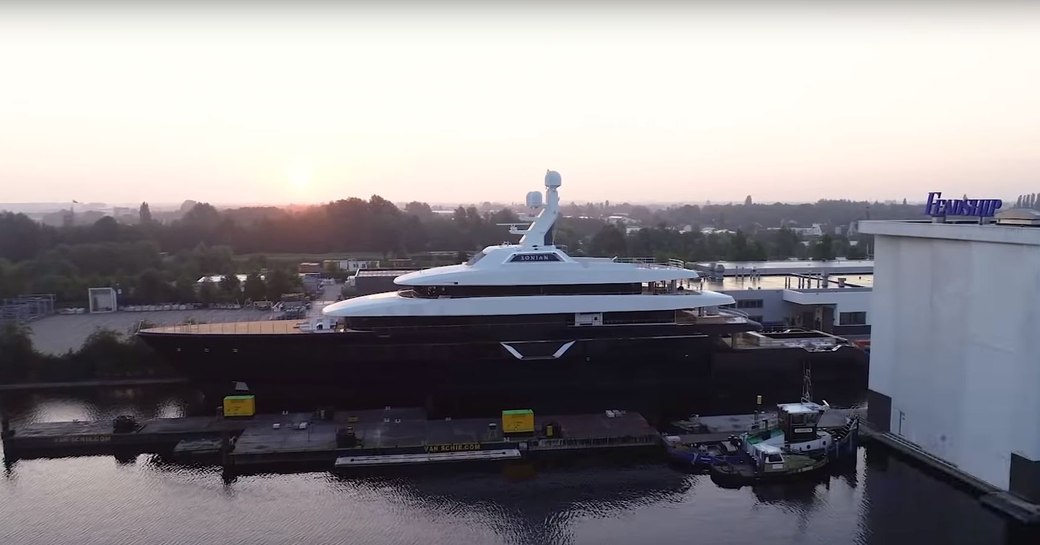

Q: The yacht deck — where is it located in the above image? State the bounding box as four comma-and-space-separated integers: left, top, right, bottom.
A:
139, 320, 314, 335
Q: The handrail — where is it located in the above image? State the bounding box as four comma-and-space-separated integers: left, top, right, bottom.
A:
610, 257, 690, 271
719, 308, 750, 318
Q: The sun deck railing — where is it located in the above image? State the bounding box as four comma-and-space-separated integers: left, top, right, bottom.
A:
612, 257, 689, 270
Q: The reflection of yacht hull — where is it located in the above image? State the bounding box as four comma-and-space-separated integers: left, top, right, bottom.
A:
138, 322, 868, 416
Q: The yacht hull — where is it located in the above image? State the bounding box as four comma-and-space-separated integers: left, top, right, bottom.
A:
138, 322, 868, 417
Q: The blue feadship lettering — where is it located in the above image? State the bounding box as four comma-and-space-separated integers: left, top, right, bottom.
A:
924, 192, 1002, 218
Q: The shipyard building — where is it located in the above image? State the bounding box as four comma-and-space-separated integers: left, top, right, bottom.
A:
692, 260, 873, 339
861, 208, 1040, 503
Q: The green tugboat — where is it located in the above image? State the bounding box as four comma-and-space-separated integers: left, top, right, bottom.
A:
709, 442, 829, 487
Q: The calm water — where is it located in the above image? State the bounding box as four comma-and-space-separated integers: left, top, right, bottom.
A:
0, 388, 1037, 545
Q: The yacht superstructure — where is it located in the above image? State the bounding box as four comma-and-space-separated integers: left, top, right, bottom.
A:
321, 170, 740, 330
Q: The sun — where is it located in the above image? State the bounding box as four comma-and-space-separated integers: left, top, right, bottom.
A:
286, 161, 313, 200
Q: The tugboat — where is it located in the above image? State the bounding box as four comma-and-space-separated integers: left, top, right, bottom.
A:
664, 368, 860, 473
709, 443, 829, 487
741, 400, 860, 460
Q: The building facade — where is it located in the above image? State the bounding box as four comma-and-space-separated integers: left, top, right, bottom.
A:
860, 219, 1040, 503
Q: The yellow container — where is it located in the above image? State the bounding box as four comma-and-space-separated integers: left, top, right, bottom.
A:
501, 409, 534, 434
223, 395, 256, 417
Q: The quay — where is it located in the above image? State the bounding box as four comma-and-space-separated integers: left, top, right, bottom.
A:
1, 407, 662, 474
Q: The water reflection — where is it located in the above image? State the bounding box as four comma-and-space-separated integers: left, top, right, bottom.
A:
0, 386, 202, 425
1, 390, 1038, 545
859, 447, 1040, 545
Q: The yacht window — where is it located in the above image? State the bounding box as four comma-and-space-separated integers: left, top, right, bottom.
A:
465, 251, 487, 266
766, 453, 783, 463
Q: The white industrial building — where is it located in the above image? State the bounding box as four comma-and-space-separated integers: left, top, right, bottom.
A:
861, 211, 1040, 503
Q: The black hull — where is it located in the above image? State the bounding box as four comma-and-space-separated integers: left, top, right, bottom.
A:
138, 324, 868, 419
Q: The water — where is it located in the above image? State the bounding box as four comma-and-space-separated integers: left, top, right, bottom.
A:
1, 389, 1037, 545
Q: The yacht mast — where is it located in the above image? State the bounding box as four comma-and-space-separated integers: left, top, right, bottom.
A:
516, 170, 562, 248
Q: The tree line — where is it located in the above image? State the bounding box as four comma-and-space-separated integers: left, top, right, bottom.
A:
0, 322, 173, 384
1013, 194, 1040, 209
0, 195, 927, 304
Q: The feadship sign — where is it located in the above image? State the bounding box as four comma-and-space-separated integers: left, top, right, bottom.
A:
924, 192, 1003, 218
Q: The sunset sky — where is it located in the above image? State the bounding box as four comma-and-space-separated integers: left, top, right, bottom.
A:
1, 1, 1039, 206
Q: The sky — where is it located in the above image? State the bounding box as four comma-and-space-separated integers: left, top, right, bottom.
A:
1, 1, 1039, 206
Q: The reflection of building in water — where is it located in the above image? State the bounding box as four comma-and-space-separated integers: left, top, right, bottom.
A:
334, 466, 690, 545
858, 446, 1038, 544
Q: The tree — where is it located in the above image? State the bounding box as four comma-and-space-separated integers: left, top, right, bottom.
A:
139, 202, 152, 224
91, 216, 120, 242
588, 224, 627, 256
847, 243, 868, 259
744, 195, 753, 206
404, 201, 433, 219
182, 202, 222, 230
0, 322, 37, 383
219, 273, 242, 302
135, 268, 168, 304
243, 272, 267, 301
771, 228, 800, 259
266, 268, 293, 301
812, 234, 836, 261
729, 230, 751, 260
174, 275, 197, 303
198, 280, 218, 305
0, 212, 48, 262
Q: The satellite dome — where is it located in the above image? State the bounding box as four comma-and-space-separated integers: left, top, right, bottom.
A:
545, 170, 562, 188
526, 191, 543, 209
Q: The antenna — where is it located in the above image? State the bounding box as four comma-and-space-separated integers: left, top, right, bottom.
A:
801, 362, 813, 403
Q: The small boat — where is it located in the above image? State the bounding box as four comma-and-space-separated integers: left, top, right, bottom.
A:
709, 444, 830, 487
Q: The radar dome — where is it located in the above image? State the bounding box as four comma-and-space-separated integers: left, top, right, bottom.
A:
545, 170, 562, 188
526, 191, 543, 209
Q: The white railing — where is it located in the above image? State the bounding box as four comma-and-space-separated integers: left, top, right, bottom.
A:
612, 257, 689, 270
720, 308, 750, 318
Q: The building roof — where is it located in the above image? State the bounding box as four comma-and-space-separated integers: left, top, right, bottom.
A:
860, 220, 1040, 245
197, 274, 251, 284
703, 274, 873, 292
695, 259, 874, 274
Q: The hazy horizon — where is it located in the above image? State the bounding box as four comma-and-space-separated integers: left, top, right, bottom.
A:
2, 1, 1039, 205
